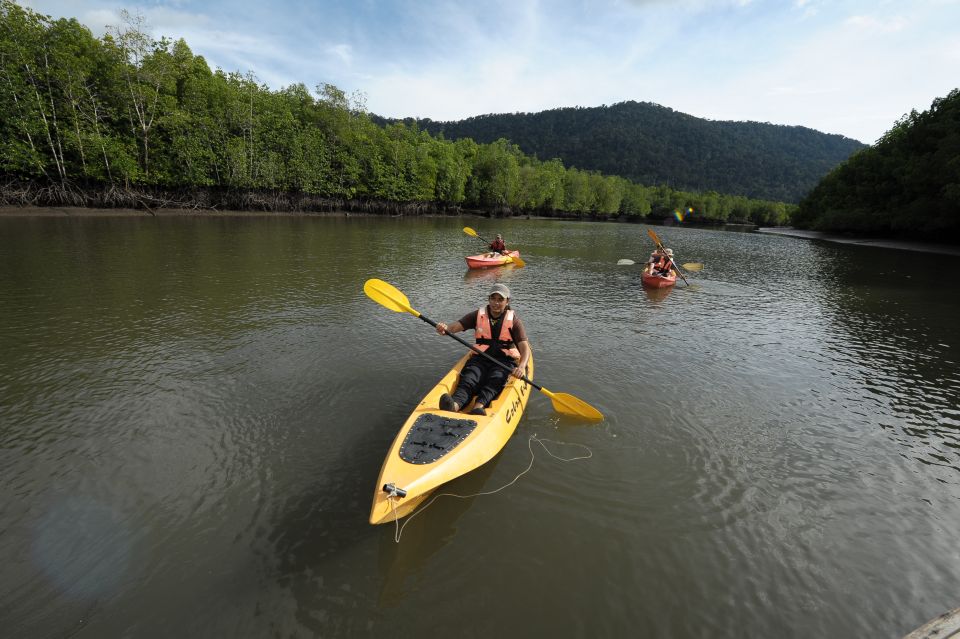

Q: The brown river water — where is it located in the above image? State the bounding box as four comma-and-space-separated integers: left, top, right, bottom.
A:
1, 214, 959, 637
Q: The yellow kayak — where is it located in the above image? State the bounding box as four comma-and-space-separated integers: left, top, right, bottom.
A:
369, 352, 534, 525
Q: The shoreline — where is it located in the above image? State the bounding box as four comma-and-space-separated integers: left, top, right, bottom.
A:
0, 205, 373, 218
8, 207, 957, 257
757, 227, 960, 257
0, 204, 655, 223
0, 205, 590, 220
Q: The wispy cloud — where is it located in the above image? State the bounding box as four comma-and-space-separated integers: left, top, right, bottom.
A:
766, 86, 838, 97
327, 44, 353, 66
845, 14, 910, 34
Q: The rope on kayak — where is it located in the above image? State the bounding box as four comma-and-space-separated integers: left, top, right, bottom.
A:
388, 434, 592, 543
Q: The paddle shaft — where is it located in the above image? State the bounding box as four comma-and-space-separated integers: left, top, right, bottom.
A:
417, 313, 544, 392
665, 256, 689, 285
621, 258, 701, 270
649, 231, 689, 285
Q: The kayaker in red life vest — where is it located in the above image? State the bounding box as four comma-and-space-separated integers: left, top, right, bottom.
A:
487, 234, 506, 257
435, 283, 531, 416
645, 248, 674, 276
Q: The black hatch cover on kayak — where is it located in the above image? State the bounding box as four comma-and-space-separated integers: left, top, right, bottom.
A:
399, 413, 477, 464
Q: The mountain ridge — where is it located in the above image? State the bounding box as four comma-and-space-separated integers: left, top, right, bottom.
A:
373, 100, 866, 203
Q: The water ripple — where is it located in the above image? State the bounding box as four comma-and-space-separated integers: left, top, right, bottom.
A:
3, 216, 960, 638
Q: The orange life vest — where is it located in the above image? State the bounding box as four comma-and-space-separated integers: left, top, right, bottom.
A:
475, 307, 521, 361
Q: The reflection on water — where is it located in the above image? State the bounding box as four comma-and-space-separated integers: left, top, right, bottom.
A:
1, 215, 960, 638
642, 283, 674, 303
376, 455, 501, 607
462, 263, 519, 283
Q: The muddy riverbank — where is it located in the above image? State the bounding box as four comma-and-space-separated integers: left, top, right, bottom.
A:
757, 226, 960, 256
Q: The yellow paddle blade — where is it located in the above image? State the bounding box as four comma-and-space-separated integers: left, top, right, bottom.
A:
363, 279, 420, 317
463, 226, 479, 238
681, 262, 704, 272
646, 227, 663, 247
508, 254, 526, 268
541, 388, 604, 421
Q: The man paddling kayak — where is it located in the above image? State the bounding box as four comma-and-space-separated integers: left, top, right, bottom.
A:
435, 283, 532, 416
486, 233, 506, 257
645, 247, 675, 276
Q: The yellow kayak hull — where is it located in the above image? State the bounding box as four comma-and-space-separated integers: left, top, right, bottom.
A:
369, 352, 534, 525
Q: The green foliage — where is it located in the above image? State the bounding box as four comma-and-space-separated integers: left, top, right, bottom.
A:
796, 89, 960, 239
430, 135, 470, 203
619, 182, 652, 218
0, 0, 794, 222
562, 169, 591, 213
383, 102, 866, 203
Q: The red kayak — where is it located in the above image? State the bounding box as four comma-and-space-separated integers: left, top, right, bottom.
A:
641, 270, 677, 288
465, 250, 520, 269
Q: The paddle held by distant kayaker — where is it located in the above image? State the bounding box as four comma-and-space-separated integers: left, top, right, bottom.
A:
435, 283, 531, 416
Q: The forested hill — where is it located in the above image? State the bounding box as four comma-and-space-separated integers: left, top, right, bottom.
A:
0, 1, 796, 225
376, 102, 866, 203
794, 89, 960, 241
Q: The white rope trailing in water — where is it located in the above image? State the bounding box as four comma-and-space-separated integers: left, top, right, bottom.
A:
388, 434, 593, 543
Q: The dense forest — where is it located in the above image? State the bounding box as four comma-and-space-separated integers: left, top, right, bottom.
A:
0, 0, 793, 224
378, 102, 866, 203
794, 89, 960, 241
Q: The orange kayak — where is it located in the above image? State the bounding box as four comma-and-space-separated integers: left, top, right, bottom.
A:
642, 271, 677, 288
465, 250, 520, 269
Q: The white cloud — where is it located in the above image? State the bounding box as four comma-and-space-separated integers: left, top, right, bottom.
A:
327, 44, 353, 66
621, 0, 754, 7
792, 0, 820, 19
669, 6, 957, 142
80, 9, 120, 36
766, 86, 837, 97
141, 6, 214, 33
845, 14, 909, 34
944, 40, 960, 62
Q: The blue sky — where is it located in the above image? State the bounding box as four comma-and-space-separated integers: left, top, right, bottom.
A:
21, 0, 960, 143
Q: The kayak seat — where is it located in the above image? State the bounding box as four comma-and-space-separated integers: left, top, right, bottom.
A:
399, 413, 478, 464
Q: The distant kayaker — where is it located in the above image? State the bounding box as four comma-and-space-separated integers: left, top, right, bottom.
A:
644, 249, 660, 273
435, 283, 532, 416
645, 248, 674, 276
487, 234, 506, 257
